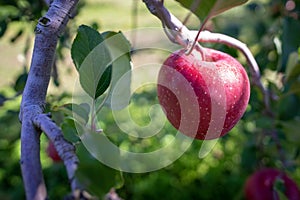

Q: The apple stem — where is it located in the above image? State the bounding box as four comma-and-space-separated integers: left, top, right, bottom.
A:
143, 0, 206, 59
192, 30, 272, 114
185, 17, 209, 56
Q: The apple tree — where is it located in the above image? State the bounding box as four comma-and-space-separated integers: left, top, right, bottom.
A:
0, 0, 299, 199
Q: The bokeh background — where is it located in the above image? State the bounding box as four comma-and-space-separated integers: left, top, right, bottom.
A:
0, 0, 300, 199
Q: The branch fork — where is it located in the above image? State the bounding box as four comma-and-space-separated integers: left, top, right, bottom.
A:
19, 0, 82, 199
33, 114, 79, 190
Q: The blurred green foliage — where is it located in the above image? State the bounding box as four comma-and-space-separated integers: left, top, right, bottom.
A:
0, 0, 46, 37
0, 0, 300, 199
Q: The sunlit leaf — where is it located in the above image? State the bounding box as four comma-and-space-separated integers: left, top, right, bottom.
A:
71, 25, 104, 70
175, 0, 248, 21
57, 103, 90, 125
71, 25, 112, 99
101, 31, 132, 110
95, 65, 112, 98
285, 52, 300, 83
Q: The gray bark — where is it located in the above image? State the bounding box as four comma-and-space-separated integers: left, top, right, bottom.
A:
19, 1, 79, 199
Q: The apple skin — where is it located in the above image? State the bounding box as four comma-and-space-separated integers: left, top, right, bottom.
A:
46, 142, 62, 163
157, 48, 250, 140
245, 168, 300, 200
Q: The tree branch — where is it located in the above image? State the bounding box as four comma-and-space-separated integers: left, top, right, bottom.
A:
143, 0, 192, 47
19, 0, 78, 199
33, 113, 80, 193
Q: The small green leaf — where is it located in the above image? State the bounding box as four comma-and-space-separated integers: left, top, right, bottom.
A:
71, 25, 104, 70
285, 52, 300, 83
95, 64, 112, 98
101, 31, 132, 110
57, 103, 90, 125
280, 119, 300, 145
61, 118, 80, 143
14, 72, 28, 93
75, 142, 123, 197
210, 0, 248, 17
71, 25, 112, 99
281, 17, 300, 72
0, 5, 20, 19
175, 0, 248, 21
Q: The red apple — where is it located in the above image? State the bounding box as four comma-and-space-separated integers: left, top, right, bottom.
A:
245, 168, 300, 200
46, 141, 62, 163
157, 47, 250, 140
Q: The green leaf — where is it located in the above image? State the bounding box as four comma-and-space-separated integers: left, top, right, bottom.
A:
57, 103, 90, 125
75, 142, 123, 197
95, 64, 112, 98
101, 31, 132, 110
285, 52, 300, 83
61, 118, 80, 143
71, 25, 112, 99
71, 25, 104, 70
255, 116, 274, 129
175, 0, 248, 21
280, 119, 300, 145
277, 94, 300, 120
0, 5, 19, 19
281, 17, 300, 72
13, 72, 28, 93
